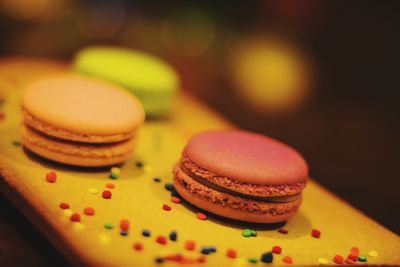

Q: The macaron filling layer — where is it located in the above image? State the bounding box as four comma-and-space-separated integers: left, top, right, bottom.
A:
173, 164, 301, 215
181, 152, 306, 198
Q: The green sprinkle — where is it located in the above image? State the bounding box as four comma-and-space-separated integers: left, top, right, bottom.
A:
242, 229, 252, 237
250, 229, 257, 237
104, 223, 113, 229
358, 255, 367, 262
109, 173, 119, 179
136, 161, 144, 168
12, 140, 21, 146
248, 257, 257, 263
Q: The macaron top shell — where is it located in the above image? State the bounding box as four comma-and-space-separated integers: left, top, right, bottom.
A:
73, 46, 179, 94
22, 74, 144, 135
184, 130, 308, 185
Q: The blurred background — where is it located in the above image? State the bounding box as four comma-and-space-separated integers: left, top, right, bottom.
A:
0, 0, 399, 265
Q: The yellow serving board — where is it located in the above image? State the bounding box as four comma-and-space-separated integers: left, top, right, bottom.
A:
0, 59, 399, 267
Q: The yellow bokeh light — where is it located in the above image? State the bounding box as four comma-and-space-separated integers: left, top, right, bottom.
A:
1, 0, 47, 20
229, 36, 312, 113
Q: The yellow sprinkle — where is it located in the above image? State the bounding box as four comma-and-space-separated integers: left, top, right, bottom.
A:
88, 188, 99, 194
73, 223, 85, 231
143, 165, 153, 173
63, 209, 74, 217
318, 258, 329, 265
98, 233, 111, 245
368, 251, 378, 257
111, 167, 120, 175
233, 258, 247, 266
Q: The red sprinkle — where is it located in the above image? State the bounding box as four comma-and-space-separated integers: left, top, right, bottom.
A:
197, 256, 206, 263
70, 213, 80, 222
163, 204, 172, 211
196, 212, 207, 220
278, 228, 289, 234
45, 171, 57, 183
0, 112, 5, 120
283, 256, 293, 264
83, 207, 95, 216
347, 254, 358, 261
102, 190, 112, 199
156, 235, 167, 245
345, 258, 355, 264
272, 245, 282, 254
133, 242, 143, 251
106, 183, 115, 189
120, 219, 130, 231
171, 196, 181, 203
185, 240, 196, 251
311, 229, 321, 238
59, 202, 70, 209
350, 247, 360, 256
226, 248, 237, 258
333, 255, 344, 264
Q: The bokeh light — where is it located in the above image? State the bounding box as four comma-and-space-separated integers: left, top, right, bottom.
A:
75, 0, 125, 39
1, 0, 47, 20
161, 8, 216, 57
229, 36, 312, 114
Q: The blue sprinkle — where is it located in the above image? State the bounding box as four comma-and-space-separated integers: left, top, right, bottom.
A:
120, 230, 129, 236
170, 189, 179, 197
164, 183, 174, 191
201, 246, 217, 255
142, 229, 151, 237
153, 177, 161, 182
169, 230, 177, 241
260, 252, 273, 263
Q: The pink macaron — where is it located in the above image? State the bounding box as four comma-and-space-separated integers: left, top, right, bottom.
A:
173, 130, 308, 223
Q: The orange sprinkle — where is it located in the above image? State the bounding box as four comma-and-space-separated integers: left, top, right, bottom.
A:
171, 196, 181, 203
83, 207, 95, 216
196, 212, 207, 220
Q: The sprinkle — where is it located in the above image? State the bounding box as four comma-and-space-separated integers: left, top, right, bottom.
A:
201, 246, 217, 255
248, 257, 257, 263
196, 212, 207, 220
59, 202, 70, 209
318, 257, 329, 264
83, 207, 95, 216
12, 140, 21, 146
185, 240, 196, 251
333, 255, 343, 264
171, 189, 179, 197
63, 209, 74, 217
156, 235, 167, 245
70, 213, 81, 222
278, 228, 288, 234
104, 223, 113, 229
109, 167, 120, 179
133, 242, 143, 251
109, 173, 119, 179
171, 196, 181, 203
0, 112, 5, 120
350, 247, 359, 256
106, 183, 115, 189
169, 230, 177, 241
226, 248, 237, 258
347, 254, 358, 261
98, 233, 111, 245
142, 229, 151, 237
368, 251, 378, 257
250, 230, 257, 236
120, 230, 128, 236
311, 229, 321, 238
136, 161, 144, 168
155, 257, 164, 264
88, 188, 99, 194
45, 171, 57, 183
153, 177, 161, 182
272, 246, 282, 254
163, 204, 172, 211
120, 219, 130, 231
358, 255, 367, 262
260, 252, 273, 263
197, 256, 206, 263
102, 190, 112, 199
345, 258, 355, 264
164, 183, 174, 191
242, 229, 252, 238
282, 256, 292, 264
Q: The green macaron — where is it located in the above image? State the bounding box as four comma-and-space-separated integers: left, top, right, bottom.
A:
73, 46, 180, 117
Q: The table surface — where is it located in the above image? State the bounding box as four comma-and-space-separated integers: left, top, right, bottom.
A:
0, 59, 399, 266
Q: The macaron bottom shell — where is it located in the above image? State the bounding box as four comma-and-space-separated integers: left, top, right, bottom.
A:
173, 164, 302, 224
